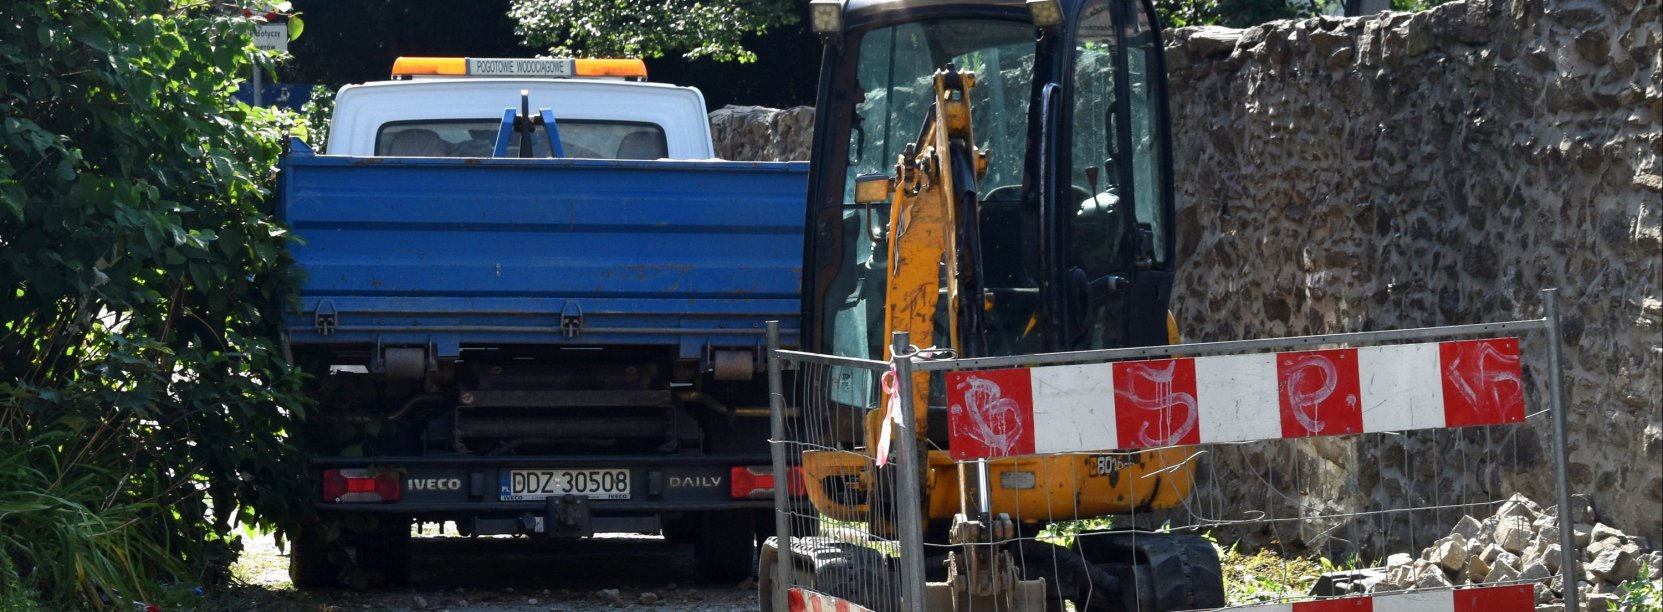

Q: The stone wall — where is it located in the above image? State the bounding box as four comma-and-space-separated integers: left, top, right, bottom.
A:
709, 105, 814, 161
710, 0, 1661, 549
1164, 0, 1660, 550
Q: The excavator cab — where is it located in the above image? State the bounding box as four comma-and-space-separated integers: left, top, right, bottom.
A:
790, 1, 1224, 609
802, 0, 1176, 366
801, 0, 1191, 514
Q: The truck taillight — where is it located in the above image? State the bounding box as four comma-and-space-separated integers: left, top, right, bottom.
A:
730, 466, 805, 499
322, 469, 401, 503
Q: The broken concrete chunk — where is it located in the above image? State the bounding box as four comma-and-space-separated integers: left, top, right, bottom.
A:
1537, 524, 1560, 549
1590, 522, 1625, 544
1495, 551, 1522, 572
1485, 560, 1521, 584
1451, 515, 1483, 540
1432, 538, 1470, 573
1496, 515, 1534, 554
1643, 552, 1663, 579
1541, 543, 1563, 574
1467, 554, 1492, 583
1481, 543, 1504, 564
1573, 523, 1594, 548
1532, 582, 1554, 604
1587, 544, 1639, 583
1519, 561, 1552, 582
1498, 494, 1541, 521
1415, 569, 1454, 589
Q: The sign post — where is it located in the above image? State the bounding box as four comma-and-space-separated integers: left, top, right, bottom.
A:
252, 21, 288, 107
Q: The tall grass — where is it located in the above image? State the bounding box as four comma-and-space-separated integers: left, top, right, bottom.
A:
0, 416, 187, 608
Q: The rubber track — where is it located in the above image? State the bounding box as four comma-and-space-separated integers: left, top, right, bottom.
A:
1073, 532, 1225, 611
788, 536, 899, 612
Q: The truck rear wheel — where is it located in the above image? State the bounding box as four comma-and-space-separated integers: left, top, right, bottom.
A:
694, 509, 756, 583
288, 514, 412, 589
662, 515, 697, 544
288, 521, 344, 589
349, 516, 412, 589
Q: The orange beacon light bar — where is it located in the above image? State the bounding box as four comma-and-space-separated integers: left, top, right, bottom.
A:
390, 57, 648, 80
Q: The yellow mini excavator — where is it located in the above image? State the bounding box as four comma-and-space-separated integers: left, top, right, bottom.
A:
775, 0, 1228, 610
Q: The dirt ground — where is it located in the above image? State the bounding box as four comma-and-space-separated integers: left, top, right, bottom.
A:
224, 530, 758, 612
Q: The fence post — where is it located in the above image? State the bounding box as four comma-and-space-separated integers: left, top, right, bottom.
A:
1542, 290, 1579, 612
890, 331, 927, 612
766, 321, 791, 612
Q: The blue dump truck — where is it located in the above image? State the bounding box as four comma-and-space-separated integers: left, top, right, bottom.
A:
277, 57, 809, 587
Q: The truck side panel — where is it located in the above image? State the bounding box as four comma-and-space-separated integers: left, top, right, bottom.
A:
280, 151, 808, 358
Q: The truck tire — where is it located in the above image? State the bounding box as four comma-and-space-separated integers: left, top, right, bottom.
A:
291, 514, 411, 589
695, 510, 756, 583
288, 521, 344, 589
350, 516, 412, 589
662, 515, 697, 544
1073, 532, 1224, 611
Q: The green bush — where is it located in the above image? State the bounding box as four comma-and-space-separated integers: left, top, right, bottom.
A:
1, 0, 310, 607
1614, 562, 1663, 611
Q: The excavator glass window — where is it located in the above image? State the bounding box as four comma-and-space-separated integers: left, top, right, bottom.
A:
842, 20, 1037, 204
824, 18, 1042, 372
1062, 0, 1175, 350
1069, 0, 1130, 350
1126, 6, 1170, 267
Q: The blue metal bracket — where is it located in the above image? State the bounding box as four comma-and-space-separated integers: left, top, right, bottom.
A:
287, 136, 313, 156
492, 108, 517, 158
560, 300, 583, 337
313, 299, 338, 336
491, 106, 563, 158
539, 108, 565, 158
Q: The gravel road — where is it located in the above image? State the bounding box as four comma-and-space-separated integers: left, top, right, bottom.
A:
235, 531, 758, 611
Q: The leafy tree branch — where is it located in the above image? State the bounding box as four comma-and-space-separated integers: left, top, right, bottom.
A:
509, 0, 798, 63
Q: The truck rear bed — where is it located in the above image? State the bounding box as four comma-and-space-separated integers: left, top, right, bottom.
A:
278, 141, 808, 359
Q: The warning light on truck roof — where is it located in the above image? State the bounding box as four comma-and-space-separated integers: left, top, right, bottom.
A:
390, 57, 648, 81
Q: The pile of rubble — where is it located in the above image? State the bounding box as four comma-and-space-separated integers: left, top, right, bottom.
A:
1325, 495, 1661, 610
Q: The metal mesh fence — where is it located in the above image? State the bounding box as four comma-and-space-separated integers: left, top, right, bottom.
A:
765, 293, 1574, 611
764, 350, 904, 612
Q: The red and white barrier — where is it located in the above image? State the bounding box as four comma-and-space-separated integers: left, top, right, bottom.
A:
947, 338, 1526, 460
1214, 583, 1534, 611
788, 583, 1535, 611
787, 587, 876, 612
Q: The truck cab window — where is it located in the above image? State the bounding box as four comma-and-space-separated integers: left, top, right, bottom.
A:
375, 120, 667, 159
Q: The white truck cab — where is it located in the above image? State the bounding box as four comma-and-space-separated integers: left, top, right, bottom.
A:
324, 57, 717, 160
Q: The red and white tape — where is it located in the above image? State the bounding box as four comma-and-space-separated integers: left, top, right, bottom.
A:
1216, 583, 1534, 611
947, 338, 1526, 460
787, 587, 876, 612
787, 583, 1533, 611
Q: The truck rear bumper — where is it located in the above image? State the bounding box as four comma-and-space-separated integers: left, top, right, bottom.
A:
312, 500, 772, 513
310, 453, 770, 468
309, 453, 778, 526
